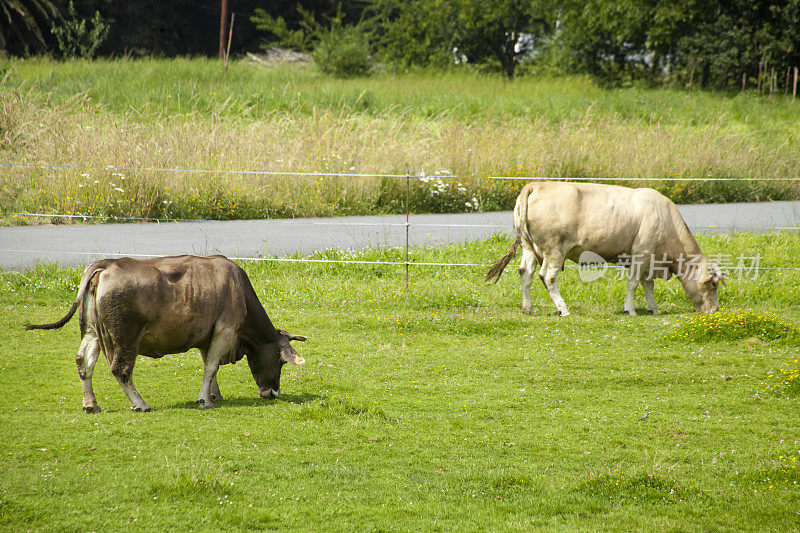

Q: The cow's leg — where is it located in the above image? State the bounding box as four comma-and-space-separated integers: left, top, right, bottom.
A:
197, 330, 235, 409
518, 248, 538, 315
624, 276, 639, 316
538, 255, 569, 316
110, 347, 151, 412
75, 333, 102, 413
198, 349, 224, 401
641, 279, 659, 314
210, 375, 223, 401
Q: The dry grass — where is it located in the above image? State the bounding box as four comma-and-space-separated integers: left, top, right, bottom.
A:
1, 63, 798, 223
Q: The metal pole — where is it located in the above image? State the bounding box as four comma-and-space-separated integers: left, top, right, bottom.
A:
405, 174, 410, 292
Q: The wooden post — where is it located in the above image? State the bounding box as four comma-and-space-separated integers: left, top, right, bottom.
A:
786, 67, 790, 96
772, 68, 775, 94
757, 61, 762, 94
405, 175, 410, 292
794, 67, 798, 101
219, 0, 229, 60
224, 12, 235, 73
688, 67, 694, 91
742, 72, 746, 93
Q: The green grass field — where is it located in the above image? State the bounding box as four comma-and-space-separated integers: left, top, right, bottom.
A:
2, 233, 799, 530
1, 58, 799, 225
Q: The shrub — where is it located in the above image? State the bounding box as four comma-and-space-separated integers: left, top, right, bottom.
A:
51, 1, 109, 60
313, 26, 373, 78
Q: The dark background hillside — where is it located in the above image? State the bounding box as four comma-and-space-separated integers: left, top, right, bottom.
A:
0, 0, 367, 57
2, 0, 799, 89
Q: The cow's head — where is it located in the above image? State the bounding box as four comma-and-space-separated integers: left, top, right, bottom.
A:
681, 259, 724, 313
246, 330, 306, 399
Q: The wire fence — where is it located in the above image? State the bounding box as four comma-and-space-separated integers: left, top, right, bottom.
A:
2, 161, 799, 181
1, 162, 799, 279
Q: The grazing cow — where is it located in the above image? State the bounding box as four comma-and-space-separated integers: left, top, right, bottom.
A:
25, 255, 306, 413
486, 182, 723, 316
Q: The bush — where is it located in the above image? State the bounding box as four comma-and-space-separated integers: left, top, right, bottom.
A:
313, 26, 373, 78
51, 1, 109, 60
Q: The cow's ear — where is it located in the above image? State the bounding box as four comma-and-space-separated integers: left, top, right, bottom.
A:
289, 334, 306, 342
280, 348, 305, 366
708, 262, 726, 286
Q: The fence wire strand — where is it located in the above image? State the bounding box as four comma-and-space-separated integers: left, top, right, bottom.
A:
2, 161, 798, 180
1, 249, 799, 272
1, 162, 798, 272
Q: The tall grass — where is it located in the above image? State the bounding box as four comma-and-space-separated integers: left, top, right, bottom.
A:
1, 58, 799, 224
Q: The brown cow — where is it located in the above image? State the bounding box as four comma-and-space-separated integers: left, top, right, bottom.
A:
25, 255, 306, 413
486, 182, 723, 316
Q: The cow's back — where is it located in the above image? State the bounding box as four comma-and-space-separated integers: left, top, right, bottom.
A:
92, 255, 247, 357
520, 182, 683, 260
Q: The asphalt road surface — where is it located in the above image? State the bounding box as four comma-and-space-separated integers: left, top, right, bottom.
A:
1, 201, 798, 271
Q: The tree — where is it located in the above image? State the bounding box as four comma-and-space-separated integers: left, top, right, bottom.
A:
550, 0, 800, 89
0, 0, 59, 55
455, 0, 554, 78
378, 0, 555, 77
553, 0, 654, 79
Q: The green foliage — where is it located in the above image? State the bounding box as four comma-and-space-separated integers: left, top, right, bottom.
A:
455, 0, 554, 78
549, 0, 800, 88
378, 0, 555, 77
377, 0, 458, 68
250, 5, 321, 52
252, 4, 374, 78
313, 25, 373, 77
0, 0, 59, 55
552, 0, 653, 81
50, 1, 108, 60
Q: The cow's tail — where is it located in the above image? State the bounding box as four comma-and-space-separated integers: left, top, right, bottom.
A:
23, 263, 107, 331
485, 183, 534, 284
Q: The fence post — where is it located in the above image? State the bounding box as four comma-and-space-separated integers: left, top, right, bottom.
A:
224, 13, 235, 74
405, 174, 410, 292
786, 67, 790, 96
771, 68, 775, 94
794, 67, 798, 101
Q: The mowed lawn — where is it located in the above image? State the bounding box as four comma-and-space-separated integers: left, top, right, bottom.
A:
1, 233, 799, 531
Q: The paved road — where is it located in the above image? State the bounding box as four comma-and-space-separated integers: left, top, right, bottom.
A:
0, 201, 798, 270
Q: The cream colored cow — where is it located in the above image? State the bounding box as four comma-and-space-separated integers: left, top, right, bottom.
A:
486, 182, 723, 316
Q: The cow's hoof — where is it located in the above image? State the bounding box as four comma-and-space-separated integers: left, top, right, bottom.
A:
648, 309, 660, 315
557, 310, 570, 316
522, 307, 535, 316
83, 405, 101, 414
197, 399, 216, 410
132, 405, 153, 412
210, 393, 223, 401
